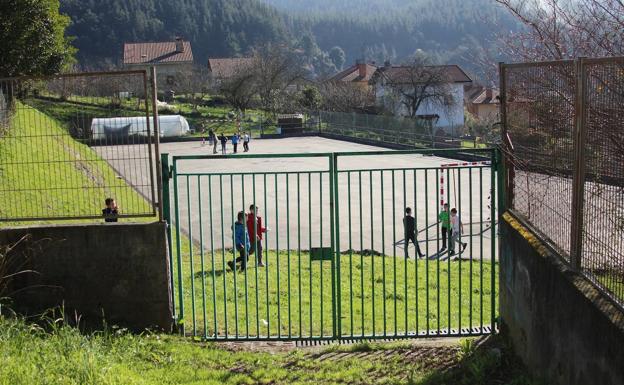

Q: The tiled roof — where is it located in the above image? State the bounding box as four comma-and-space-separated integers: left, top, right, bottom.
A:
123, 41, 193, 65
373, 65, 472, 84
330, 63, 378, 82
207, 58, 255, 78
472, 88, 500, 104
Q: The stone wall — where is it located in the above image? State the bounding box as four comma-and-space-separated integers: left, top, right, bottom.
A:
0, 222, 173, 331
499, 212, 624, 385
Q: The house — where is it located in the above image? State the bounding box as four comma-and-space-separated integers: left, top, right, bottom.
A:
370, 64, 472, 134
123, 38, 194, 83
207, 58, 255, 84
465, 84, 500, 122
328, 60, 377, 92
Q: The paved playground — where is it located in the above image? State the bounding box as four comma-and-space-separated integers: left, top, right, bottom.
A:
98, 136, 496, 260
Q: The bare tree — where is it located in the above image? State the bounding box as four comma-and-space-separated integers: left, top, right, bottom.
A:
174, 66, 212, 110
252, 45, 308, 118
377, 56, 455, 119
319, 81, 374, 113
219, 66, 257, 113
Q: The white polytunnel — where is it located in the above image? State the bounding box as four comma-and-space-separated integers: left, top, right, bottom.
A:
90, 115, 190, 139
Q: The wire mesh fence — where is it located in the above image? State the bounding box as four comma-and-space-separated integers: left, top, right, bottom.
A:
0, 71, 158, 222
501, 57, 624, 306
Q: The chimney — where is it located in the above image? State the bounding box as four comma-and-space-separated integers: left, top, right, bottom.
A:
175, 37, 184, 53
485, 88, 493, 100
356, 60, 367, 79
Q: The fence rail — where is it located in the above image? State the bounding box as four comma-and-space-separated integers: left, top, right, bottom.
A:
0, 70, 159, 222
501, 57, 624, 307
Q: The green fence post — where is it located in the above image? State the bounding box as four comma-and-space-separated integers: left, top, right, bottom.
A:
161, 153, 176, 324
172, 157, 184, 335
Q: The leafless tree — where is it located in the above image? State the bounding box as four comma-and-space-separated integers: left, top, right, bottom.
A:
377, 56, 455, 119
219, 66, 257, 113
318, 81, 374, 113
174, 66, 212, 110
251, 45, 308, 118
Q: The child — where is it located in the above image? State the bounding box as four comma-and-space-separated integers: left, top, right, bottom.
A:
210, 130, 218, 154
228, 211, 251, 271
243, 132, 251, 152
102, 198, 119, 222
218, 133, 228, 154
438, 203, 450, 250
403, 207, 425, 258
231, 133, 239, 153
247, 204, 267, 267
449, 208, 468, 256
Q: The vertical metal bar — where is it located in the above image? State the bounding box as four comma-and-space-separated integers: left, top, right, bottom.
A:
370, 170, 375, 336
479, 168, 484, 332
457, 169, 462, 334
571, 57, 588, 270
297, 173, 302, 338
447, 168, 451, 332
144, 70, 157, 217
219, 175, 228, 338
359, 171, 364, 336
242, 175, 249, 338
348, 172, 354, 337
381, 170, 387, 337
198, 176, 208, 338
253, 175, 259, 337
173, 161, 184, 333
231, 174, 238, 338
415, 170, 421, 334
425, 169, 430, 335
469, 168, 474, 332
275, 174, 281, 337
160, 154, 175, 320
264, 174, 270, 337
208, 176, 218, 338
186, 175, 196, 336
286, 174, 292, 338
149, 67, 163, 220
319, 171, 324, 337
403, 170, 408, 336
308, 172, 313, 338
490, 152, 497, 332
392, 169, 397, 336
330, 154, 340, 339
435, 169, 440, 334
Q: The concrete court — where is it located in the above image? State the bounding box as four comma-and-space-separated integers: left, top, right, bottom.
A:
98, 136, 497, 260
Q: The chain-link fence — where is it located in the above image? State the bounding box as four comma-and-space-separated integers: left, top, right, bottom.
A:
0, 71, 159, 222
501, 57, 624, 306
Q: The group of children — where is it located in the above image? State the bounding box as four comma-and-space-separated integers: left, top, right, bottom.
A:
204, 129, 251, 155
228, 204, 268, 272
403, 203, 468, 258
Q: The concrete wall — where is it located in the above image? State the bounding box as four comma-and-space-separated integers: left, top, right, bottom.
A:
499, 212, 624, 385
1, 222, 173, 331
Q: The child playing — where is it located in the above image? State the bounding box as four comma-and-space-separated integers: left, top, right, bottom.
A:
102, 198, 119, 222
218, 133, 228, 154
243, 132, 251, 152
247, 204, 267, 267
228, 211, 251, 271
231, 133, 240, 153
438, 203, 450, 250
449, 208, 468, 256
403, 207, 425, 258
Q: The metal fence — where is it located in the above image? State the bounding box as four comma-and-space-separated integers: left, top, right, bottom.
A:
0, 70, 159, 222
163, 149, 498, 340
501, 57, 624, 306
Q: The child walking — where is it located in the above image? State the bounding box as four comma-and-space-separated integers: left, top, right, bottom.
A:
218, 133, 228, 154
449, 208, 468, 256
438, 203, 450, 250
403, 207, 425, 258
247, 204, 267, 267
243, 132, 251, 152
228, 211, 251, 271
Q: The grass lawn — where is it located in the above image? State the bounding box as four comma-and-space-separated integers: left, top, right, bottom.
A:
0, 315, 536, 385
173, 242, 497, 339
0, 103, 153, 225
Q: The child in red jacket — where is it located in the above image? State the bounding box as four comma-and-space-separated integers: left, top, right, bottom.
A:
247, 204, 267, 267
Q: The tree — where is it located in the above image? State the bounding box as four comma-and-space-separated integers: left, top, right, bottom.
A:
219, 66, 257, 113
298, 86, 322, 111
319, 82, 374, 113
174, 66, 213, 111
0, 0, 75, 77
252, 44, 308, 117
379, 56, 455, 119
328, 46, 346, 71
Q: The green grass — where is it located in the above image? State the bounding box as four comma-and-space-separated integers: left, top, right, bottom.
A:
0, 103, 153, 226
0, 315, 536, 385
173, 243, 497, 338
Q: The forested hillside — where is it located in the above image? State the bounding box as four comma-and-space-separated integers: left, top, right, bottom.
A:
60, 0, 290, 65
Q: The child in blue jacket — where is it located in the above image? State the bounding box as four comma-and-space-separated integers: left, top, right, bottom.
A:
231, 133, 240, 153
228, 211, 250, 271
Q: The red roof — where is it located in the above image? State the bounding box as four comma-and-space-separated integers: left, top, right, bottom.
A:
330, 63, 378, 82
123, 41, 193, 65
472, 88, 500, 104
207, 58, 255, 78
373, 65, 472, 84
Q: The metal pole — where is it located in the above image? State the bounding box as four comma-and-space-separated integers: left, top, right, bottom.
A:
498, 62, 511, 208
570, 58, 588, 270
150, 66, 164, 221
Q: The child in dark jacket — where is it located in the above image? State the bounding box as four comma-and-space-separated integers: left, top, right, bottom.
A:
228, 211, 251, 271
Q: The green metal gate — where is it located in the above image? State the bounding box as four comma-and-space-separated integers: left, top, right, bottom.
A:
162, 149, 499, 341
